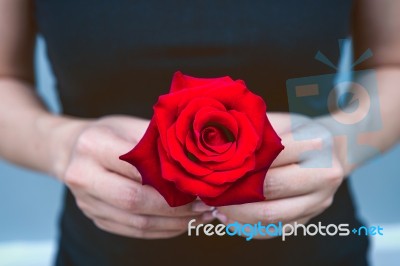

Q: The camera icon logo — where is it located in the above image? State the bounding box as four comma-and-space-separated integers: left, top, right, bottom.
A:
327, 81, 371, 125
286, 39, 382, 167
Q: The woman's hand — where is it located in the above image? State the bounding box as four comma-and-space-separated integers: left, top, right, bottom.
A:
215, 113, 345, 239
50, 115, 214, 239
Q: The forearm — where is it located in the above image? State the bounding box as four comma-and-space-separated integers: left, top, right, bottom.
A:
0, 77, 87, 177
316, 67, 400, 174
361, 67, 400, 149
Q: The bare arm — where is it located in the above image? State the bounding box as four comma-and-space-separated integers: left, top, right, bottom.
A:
352, 0, 400, 147
0, 0, 88, 178
0, 0, 64, 174
0, 0, 210, 238
217, 0, 400, 231
317, 0, 400, 173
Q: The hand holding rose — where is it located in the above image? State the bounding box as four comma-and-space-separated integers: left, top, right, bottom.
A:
54, 116, 213, 239
216, 113, 345, 239
114, 72, 344, 240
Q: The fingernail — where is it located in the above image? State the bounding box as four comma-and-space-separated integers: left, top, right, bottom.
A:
212, 209, 227, 223
192, 201, 215, 212
201, 211, 215, 222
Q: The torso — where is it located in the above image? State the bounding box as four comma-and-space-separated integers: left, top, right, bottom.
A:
34, 1, 369, 265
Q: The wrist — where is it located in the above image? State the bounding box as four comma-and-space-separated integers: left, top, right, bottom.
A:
35, 112, 90, 179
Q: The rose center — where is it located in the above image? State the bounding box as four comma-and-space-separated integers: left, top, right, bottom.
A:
200, 123, 234, 153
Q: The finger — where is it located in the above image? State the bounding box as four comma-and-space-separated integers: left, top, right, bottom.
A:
93, 218, 185, 239
270, 119, 334, 168
97, 116, 149, 142
266, 158, 344, 200
264, 164, 322, 200
266, 112, 293, 134
271, 131, 324, 167
88, 168, 203, 217
217, 193, 326, 225
92, 127, 142, 181
82, 195, 210, 231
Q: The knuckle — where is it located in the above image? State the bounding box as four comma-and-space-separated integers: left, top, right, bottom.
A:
133, 216, 151, 230
260, 205, 279, 224
308, 138, 323, 150
94, 220, 108, 231
75, 130, 96, 154
64, 165, 83, 188
300, 217, 311, 225
327, 166, 344, 187
134, 229, 146, 238
166, 205, 181, 216
308, 124, 333, 150
80, 210, 92, 220
335, 165, 345, 178
75, 199, 86, 211
172, 218, 188, 230
124, 186, 142, 211
178, 218, 191, 229
264, 176, 281, 199
75, 126, 113, 155
324, 197, 334, 209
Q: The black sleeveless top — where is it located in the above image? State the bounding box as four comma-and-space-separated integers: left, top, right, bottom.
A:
34, 1, 369, 265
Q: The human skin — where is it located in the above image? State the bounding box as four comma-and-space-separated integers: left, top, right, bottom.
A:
216, 0, 400, 238
0, 0, 215, 239
0, 0, 399, 239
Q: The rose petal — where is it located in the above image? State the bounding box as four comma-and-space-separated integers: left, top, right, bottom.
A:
201, 127, 231, 151
200, 169, 267, 207
166, 125, 212, 176
170, 71, 235, 93
191, 108, 235, 157
175, 98, 226, 144
180, 105, 240, 163
200, 155, 256, 185
184, 79, 267, 138
216, 84, 266, 140
193, 109, 238, 138
205, 110, 259, 171
154, 94, 181, 152
185, 130, 237, 163
155, 78, 265, 151
253, 118, 285, 171
158, 81, 266, 148
158, 140, 231, 197
193, 108, 238, 153
119, 119, 196, 207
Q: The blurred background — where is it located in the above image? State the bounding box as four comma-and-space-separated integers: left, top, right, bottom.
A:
0, 37, 399, 266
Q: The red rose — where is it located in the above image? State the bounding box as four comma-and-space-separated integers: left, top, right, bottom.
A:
120, 72, 284, 207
